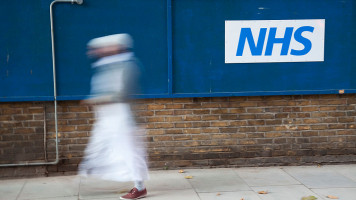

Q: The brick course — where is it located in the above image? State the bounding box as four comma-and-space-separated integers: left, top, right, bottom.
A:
0, 94, 356, 177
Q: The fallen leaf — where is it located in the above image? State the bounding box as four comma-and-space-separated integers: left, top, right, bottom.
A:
327, 195, 339, 199
179, 170, 185, 173
258, 191, 268, 194
240, 198, 245, 200
301, 196, 318, 200
184, 175, 193, 179
216, 193, 221, 196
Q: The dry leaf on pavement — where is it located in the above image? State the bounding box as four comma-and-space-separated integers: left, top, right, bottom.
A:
178, 170, 185, 173
301, 196, 318, 200
184, 175, 193, 179
216, 193, 221, 196
326, 195, 339, 199
258, 191, 268, 194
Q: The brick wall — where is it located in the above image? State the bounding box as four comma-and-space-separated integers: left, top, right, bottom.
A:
0, 94, 356, 177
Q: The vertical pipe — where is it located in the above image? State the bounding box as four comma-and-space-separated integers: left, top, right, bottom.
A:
50, 0, 60, 165
0, 0, 83, 167
43, 104, 48, 162
167, 0, 173, 96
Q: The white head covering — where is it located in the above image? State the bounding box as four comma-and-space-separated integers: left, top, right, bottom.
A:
87, 33, 133, 49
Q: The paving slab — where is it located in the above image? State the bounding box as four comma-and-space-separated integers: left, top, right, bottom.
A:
185, 168, 250, 193
145, 189, 200, 200
0, 179, 26, 200
283, 166, 356, 189
312, 188, 356, 200
198, 191, 263, 200
17, 176, 80, 200
31, 197, 78, 200
235, 167, 300, 187
323, 164, 356, 182
251, 185, 323, 200
1, 164, 355, 200
79, 177, 130, 199
145, 170, 193, 191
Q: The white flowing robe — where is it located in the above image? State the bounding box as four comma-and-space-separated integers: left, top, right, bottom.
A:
79, 53, 149, 182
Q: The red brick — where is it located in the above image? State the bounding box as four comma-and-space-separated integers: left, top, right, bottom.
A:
183, 129, 201, 134
336, 130, 355, 135
211, 109, 229, 114
237, 114, 256, 120
165, 104, 183, 109
248, 120, 265, 126
77, 113, 95, 118
329, 124, 346, 129
155, 123, 174, 129
256, 114, 274, 119
173, 98, 192, 103
301, 107, 319, 112
3, 109, 22, 115
175, 122, 193, 128
13, 128, 35, 134
231, 133, 246, 138
154, 136, 173, 141
192, 110, 210, 115
183, 116, 201, 121
202, 103, 221, 108
192, 122, 210, 127
239, 127, 256, 132
68, 107, 88, 112
239, 139, 256, 145
219, 128, 238, 133
147, 105, 165, 110
154, 99, 173, 103
191, 134, 211, 140
165, 129, 183, 134
304, 118, 321, 124
229, 108, 246, 114
165, 116, 183, 122
320, 106, 337, 111
229, 121, 248, 126
338, 117, 355, 123
211, 97, 229, 102
202, 115, 220, 121
174, 110, 193, 115
147, 117, 165, 122
211, 134, 230, 139
256, 126, 274, 132
211, 121, 229, 127
240, 102, 258, 107
220, 115, 238, 120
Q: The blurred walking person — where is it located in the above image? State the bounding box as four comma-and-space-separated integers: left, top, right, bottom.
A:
79, 33, 149, 200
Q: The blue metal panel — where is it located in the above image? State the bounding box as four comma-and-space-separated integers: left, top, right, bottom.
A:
0, 1, 53, 100
172, 0, 356, 95
0, 0, 355, 102
0, 0, 168, 102
54, 0, 168, 98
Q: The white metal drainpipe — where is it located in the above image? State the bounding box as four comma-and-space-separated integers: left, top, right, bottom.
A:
0, 0, 84, 167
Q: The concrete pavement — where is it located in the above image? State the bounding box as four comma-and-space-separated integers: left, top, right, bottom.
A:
1, 164, 355, 200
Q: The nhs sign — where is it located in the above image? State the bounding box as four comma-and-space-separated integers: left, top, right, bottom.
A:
225, 19, 325, 63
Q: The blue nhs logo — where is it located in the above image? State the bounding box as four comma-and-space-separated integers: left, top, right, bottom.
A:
225, 20, 325, 63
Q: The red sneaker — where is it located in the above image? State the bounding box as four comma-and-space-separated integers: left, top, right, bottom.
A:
120, 187, 147, 199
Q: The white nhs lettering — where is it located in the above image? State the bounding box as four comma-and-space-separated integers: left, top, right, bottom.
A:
236, 26, 314, 56
225, 19, 325, 63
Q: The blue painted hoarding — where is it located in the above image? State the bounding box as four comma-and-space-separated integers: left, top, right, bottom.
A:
0, 0, 355, 102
